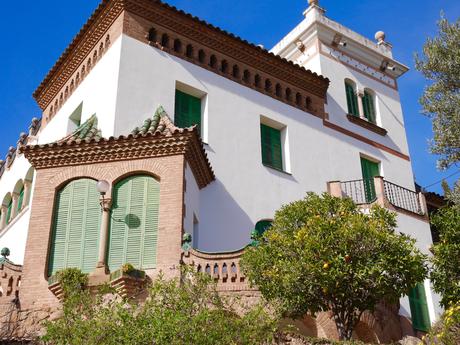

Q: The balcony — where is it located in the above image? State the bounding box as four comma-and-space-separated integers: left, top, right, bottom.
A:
327, 177, 427, 216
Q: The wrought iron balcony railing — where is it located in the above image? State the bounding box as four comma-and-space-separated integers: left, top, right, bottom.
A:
330, 177, 426, 216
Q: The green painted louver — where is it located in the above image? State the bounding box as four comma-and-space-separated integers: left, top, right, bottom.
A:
362, 91, 376, 124
107, 175, 160, 271
17, 187, 24, 212
48, 179, 101, 276
409, 283, 431, 332
261, 124, 283, 171
6, 200, 12, 225
174, 90, 201, 135
255, 220, 272, 237
360, 157, 380, 203
345, 82, 359, 117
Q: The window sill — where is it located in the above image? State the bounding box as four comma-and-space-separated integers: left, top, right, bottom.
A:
263, 164, 292, 176
346, 114, 387, 136
0, 205, 30, 237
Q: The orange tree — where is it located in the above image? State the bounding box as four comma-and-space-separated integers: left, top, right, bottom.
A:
241, 193, 428, 340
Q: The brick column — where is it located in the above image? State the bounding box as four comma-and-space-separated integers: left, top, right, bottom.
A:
23, 180, 32, 209
373, 176, 386, 207
10, 193, 19, 219
0, 205, 7, 229
327, 181, 343, 198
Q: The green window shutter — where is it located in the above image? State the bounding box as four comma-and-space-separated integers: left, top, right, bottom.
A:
260, 124, 283, 171
17, 187, 24, 212
345, 82, 359, 117
360, 158, 380, 203
48, 179, 101, 276
363, 91, 376, 124
255, 220, 272, 237
107, 175, 160, 271
174, 90, 202, 135
409, 283, 431, 332
6, 200, 12, 225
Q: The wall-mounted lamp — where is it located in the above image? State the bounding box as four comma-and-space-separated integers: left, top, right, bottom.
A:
97, 180, 110, 211
380, 60, 396, 72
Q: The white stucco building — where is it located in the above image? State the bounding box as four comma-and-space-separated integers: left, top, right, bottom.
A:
0, 0, 442, 340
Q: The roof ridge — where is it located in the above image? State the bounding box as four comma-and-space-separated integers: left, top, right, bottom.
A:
131, 106, 193, 136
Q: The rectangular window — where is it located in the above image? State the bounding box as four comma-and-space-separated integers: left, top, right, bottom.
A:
261, 124, 283, 171
360, 157, 380, 203
362, 91, 376, 124
175, 90, 202, 135
409, 283, 431, 332
67, 102, 83, 134
345, 82, 359, 117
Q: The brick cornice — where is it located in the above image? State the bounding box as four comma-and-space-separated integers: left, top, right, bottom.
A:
33, 0, 329, 112
33, 0, 124, 110
20, 129, 215, 189
124, 0, 329, 98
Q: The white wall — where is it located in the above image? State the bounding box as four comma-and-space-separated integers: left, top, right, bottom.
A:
0, 155, 34, 264
38, 36, 123, 144
114, 35, 419, 252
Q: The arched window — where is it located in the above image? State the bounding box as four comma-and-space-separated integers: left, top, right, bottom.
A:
161, 34, 169, 48
209, 55, 217, 69
48, 179, 101, 276
275, 83, 282, 97
148, 28, 157, 42
186, 44, 193, 58
243, 70, 251, 83
254, 74, 261, 88
296, 92, 302, 106
232, 65, 240, 78
285, 88, 292, 102
173, 39, 182, 53
265, 79, 272, 92
254, 220, 272, 237
198, 50, 206, 64
5, 199, 12, 225
362, 89, 376, 124
345, 80, 359, 117
107, 175, 160, 271
221, 60, 228, 73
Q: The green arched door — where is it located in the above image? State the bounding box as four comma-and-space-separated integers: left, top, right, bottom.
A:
107, 175, 160, 271
48, 179, 101, 276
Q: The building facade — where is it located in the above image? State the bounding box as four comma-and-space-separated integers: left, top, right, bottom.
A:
0, 0, 442, 341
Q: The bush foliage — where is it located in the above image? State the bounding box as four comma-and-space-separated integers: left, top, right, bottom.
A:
42, 268, 277, 345
241, 193, 428, 340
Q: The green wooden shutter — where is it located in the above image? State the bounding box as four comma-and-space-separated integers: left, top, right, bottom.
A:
360, 158, 380, 203
6, 200, 12, 225
255, 220, 272, 237
363, 91, 376, 124
174, 90, 201, 135
107, 175, 160, 271
345, 82, 359, 117
17, 187, 24, 212
260, 124, 283, 171
409, 283, 431, 332
48, 179, 101, 276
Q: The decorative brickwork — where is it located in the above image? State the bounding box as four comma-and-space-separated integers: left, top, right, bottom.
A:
34, 0, 329, 124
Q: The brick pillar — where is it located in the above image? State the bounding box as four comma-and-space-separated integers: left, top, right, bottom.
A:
327, 181, 343, 198
0, 205, 7, 229
373, 176, 386, 207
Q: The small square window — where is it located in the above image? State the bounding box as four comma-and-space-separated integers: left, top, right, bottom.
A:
260, 123, 283, 171
174, 90, 202, 135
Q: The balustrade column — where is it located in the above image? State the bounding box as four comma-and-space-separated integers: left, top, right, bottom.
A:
22, 180, 32, 208
10, 193, 19, 219
0, 205, 7, 229
96, 198, 112, 270
373, 176, 386, 207
327, 181, 343, 198
357, 90, 366, 120
418, 192, 428, 216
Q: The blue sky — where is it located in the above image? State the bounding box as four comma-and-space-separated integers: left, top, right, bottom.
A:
0, 0, 459, 193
